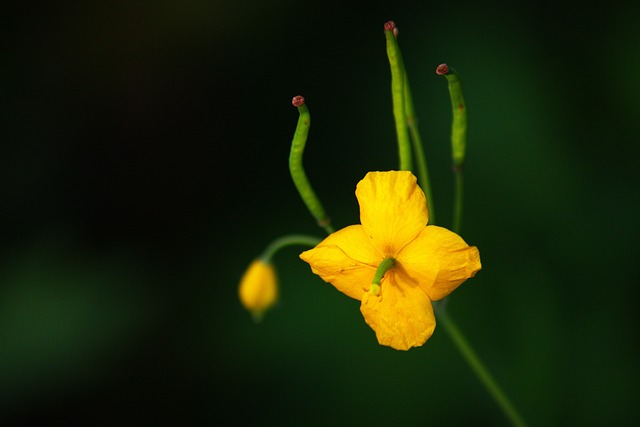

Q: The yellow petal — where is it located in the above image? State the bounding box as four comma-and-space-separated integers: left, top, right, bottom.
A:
238, 259, 278, 321
299, 225, 382, 300
395, 225, 482, 301
356, 171, 429, 256
360, 273, 435, 350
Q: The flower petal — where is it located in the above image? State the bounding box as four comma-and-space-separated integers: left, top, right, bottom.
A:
395, 225, 481, 301
356, 171, 429, 256
360, 273, 435, 350
299, 225, 382, 300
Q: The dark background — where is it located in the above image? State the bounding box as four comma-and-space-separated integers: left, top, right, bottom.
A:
2, 1, 639, 425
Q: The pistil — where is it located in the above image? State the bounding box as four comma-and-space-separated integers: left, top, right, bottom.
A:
369, 257, 395, 296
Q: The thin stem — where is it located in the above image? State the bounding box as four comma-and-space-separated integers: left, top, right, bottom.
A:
260, 234, 323, 262
453, 166, 464, 234
288, 96, 335, 235
436, 308, 528, 427
436, 64, 526, 426
403, 72, 436, 225
384, 21, 412, 171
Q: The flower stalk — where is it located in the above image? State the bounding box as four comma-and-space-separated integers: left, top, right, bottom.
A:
260, 234, 323, 262
436, 63, 527, 426
435, 306, 528, 427
404, 72, 436, 225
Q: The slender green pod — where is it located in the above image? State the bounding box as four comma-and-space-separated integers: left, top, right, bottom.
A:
384, 21, 412, 172
436, 63, 467, 169
288, 96, 335, 235
436, 63, 467, 233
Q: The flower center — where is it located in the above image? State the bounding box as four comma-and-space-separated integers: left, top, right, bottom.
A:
369, 257, 395, 296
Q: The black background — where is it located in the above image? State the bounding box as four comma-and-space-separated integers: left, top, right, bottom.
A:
2, 1, 639, 425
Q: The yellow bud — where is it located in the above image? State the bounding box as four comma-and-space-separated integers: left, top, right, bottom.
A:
238, 259, 278, 322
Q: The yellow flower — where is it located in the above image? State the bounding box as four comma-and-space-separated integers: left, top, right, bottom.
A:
300, 171, 481, 350
238, 259, 278, 322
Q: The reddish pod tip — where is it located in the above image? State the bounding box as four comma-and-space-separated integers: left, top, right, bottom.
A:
436, 63, 449, 75
291, 95, 305, 107
383, 21, 396, 32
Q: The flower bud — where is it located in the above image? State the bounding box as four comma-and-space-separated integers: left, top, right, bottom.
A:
238, 259, 278, 321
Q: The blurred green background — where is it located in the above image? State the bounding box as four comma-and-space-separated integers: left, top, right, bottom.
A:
2, 0, 639, 425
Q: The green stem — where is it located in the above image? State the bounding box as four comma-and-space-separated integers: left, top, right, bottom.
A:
436, 64, 526, 426
260, 234, 323, 262
436, 308, 528, 427
403, 72, 436, 225
384, 21, 412, 171
453, 166, 464, 234
288, 96, 335, 235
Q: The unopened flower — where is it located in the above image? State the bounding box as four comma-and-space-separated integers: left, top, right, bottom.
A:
238, 259, 278, 322
300, 171, 481, 350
